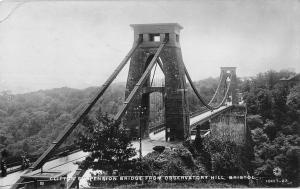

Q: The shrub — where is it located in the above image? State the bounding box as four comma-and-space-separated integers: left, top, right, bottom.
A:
247, 115, 264, 130
141, 145, 208, 176
153, 146, 165, 153
207, 138, 247, 175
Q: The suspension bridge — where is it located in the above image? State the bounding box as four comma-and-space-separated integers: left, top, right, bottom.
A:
0, 23, 243, 189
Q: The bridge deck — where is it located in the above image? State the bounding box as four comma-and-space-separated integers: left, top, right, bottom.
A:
190, 105, 232, 129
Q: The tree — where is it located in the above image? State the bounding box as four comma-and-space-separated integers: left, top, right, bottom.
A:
77, 110, 136, 176
247, 115, 264, 130
263, 119, 277, 141
241, 70, 300, 186
271, 83, 289, 124
286, 83, 300, 121
256, 89, 272, 119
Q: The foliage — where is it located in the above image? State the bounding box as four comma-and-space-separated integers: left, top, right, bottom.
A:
203, 118, 253, 176
253, 134, 299, 180
209, 139, 246, 175
251, 128, 269, 145
247, 115, 263, 130
242, 70, 300, 186
77, 109, 136, 176
152, 146, 165, 153
141, 145, 207, 177
0, 84, 125, 157
286, 83, 300, 122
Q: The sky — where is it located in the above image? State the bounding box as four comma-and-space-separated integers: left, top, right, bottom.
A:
0, 0, 299, 93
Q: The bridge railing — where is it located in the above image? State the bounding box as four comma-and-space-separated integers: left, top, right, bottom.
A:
1, 144, 80, 175
189, 102, 227, 118
189, 107, 210, 118
149, 122, 165, 134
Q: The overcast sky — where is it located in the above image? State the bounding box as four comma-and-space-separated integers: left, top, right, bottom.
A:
0, 0, 299, 93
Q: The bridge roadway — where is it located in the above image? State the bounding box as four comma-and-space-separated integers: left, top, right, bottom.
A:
0, 105, 231, 189
190, 104, 232, 129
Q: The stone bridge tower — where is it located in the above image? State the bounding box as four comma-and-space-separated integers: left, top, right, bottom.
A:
220, 67, 238, 105
124, 23, 189, 141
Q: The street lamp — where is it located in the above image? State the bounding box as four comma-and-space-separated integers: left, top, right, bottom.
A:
138, 106, 143, 161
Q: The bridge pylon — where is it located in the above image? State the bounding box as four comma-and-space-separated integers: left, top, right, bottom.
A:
125, 23, 189, 141
220, 67, 238, 105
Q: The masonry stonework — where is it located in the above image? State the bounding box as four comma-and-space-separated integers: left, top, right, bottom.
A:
124, 23, 190, 141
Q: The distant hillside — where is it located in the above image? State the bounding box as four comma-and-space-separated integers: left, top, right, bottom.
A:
0, 82, 125, 156
0, 78, 218, 157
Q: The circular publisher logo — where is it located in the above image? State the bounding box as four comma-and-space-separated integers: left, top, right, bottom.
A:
273, 167, 282, 176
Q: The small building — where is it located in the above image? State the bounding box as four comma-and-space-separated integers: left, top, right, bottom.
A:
21, 170, 69, 189
279, 74, 300, 88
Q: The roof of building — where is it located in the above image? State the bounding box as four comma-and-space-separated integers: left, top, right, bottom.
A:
280, 74, 300, 81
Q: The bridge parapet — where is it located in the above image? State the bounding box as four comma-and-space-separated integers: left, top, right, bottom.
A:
190, 105, 234, 130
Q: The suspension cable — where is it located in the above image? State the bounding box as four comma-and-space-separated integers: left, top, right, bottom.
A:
208, 71, 224, 105
183, 64, 232, 110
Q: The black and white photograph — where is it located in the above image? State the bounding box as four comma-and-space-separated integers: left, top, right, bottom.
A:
0, 0, 299, 188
